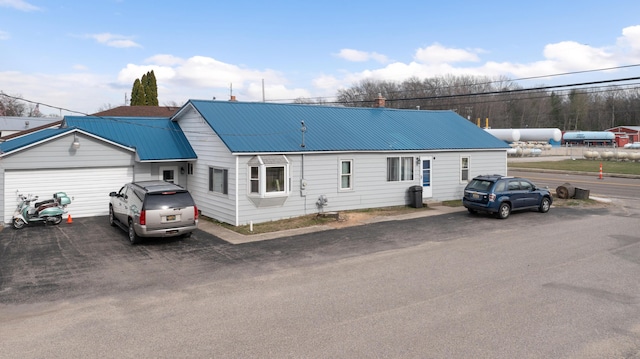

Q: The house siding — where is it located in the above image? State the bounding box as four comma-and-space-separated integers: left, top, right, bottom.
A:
0, 133, 137, 221
175, 106, 508, 226
177, 108, 238, 225
231, 150, 506, 226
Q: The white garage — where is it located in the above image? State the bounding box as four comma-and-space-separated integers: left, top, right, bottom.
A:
4, 166, 133, 223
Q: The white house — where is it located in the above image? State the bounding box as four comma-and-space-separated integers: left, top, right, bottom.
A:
0, 99, 509, 226
171, 99, 509, 226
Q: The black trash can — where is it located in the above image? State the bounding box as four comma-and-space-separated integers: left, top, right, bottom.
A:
409, 185, 423, 208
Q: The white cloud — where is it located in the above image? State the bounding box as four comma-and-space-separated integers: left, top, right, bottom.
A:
316, 33, 640, 91
414, 43, 482, 64
116, 55, 310, 103
617, 25, 640, 56
72, 64, 89, 71
0, 0, 41, 11
0, 70, 117, 116
335, 49, 389, 63
85, 33, 141, 48
0, 30, 9, 40
144, 54, 185, 66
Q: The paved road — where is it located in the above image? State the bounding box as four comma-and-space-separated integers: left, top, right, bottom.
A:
509, 169, 640, 199
2, 199, 640, 358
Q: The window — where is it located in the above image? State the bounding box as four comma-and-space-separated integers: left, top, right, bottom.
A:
340, 160, 353, 190
461, 157, 470, 182
250, 166, 259, 193
266, 166, 285, 192
209, 167, 228, 194
387, 156, 414, 182
247, 155, 290, 197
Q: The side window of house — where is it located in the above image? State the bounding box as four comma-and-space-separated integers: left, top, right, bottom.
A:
386, 157, 414, 182
340, 160, 353, 190
266, 166, 285, 192
247, 155, 290, 196
250, 166, 259, 193
209, 167, 228, 194
461, 157, 470, 182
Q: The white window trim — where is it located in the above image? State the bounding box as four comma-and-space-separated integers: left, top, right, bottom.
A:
209, 167, 228, 195
460, 156, 470, 183
247, 155, 290, 198
339, 159, 353, 191
159, 165, 179, 185
387, 156, 415, 182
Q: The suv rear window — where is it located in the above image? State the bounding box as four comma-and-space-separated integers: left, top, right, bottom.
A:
144, 192, 194, 210
466, 179, 493, 192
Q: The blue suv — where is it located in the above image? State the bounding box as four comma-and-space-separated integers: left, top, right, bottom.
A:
462, 174, 552, 219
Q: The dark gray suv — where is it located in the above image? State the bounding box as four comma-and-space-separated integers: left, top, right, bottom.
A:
462, 174, 552, 219
109, 181, 198, 244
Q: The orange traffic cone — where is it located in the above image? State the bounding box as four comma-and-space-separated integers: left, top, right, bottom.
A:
598, 162, 603, 180
67, 214, 73, 223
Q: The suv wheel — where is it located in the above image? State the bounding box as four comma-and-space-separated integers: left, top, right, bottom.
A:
496, 202, 511, 219
128, 219, 140, 245
467, 208, 477, 214
539, 197, 551, 213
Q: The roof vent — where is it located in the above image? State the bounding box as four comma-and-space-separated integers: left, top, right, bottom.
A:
374, 93, 385, 108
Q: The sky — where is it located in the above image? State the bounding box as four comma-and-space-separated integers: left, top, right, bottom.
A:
2, 0, 640, 116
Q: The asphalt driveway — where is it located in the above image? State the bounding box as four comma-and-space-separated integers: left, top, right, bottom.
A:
0, 204, 612, 305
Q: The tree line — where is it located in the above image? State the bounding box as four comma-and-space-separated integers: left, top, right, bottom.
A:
330, 75, 640, 130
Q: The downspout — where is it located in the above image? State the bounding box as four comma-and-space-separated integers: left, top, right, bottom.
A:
235, 155, 239, 226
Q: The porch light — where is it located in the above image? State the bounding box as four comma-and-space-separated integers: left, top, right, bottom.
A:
72, 134, 80, 150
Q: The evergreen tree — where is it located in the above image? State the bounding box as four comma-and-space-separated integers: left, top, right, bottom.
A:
145, 70, 159, 106
130, 78, 145, 106
129, 71, 158, 106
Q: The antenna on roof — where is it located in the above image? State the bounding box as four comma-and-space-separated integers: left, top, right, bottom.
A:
300, 120, 306, 148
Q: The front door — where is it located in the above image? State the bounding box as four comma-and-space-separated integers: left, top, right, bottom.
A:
159, 166, 179, 185
420, 156, 433, 198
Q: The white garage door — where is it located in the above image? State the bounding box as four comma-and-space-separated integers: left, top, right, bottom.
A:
4, 167, 133, 223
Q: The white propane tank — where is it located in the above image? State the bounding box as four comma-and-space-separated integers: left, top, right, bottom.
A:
530, 148, 542, 156
602, 151, 614, 160
519, 128, 562, 142
484, 129, 521, 142
615, 152, 628, 160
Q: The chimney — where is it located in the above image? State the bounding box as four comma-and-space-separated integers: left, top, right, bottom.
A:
373, 93, 385, 108
229, 95, 237, 102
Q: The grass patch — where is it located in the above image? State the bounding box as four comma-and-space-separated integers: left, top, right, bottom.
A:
441, 200, 463, 207
203, 205, 432, 235
509, 159, 640, 175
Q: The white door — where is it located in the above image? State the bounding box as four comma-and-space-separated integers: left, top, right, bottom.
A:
420, 156, 433, 198
159, 166, 179, 185
4, 167, 133, 223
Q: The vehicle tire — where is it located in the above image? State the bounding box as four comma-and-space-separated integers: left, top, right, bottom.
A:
109, 206, 116, 226
467, 208, 477, 214
539, 197, 551, 213
496, 202, 511, 219
128, 219, 140, 245
13, 218, 26, 229
50, 215, 63, 225
181, 232, 192, 239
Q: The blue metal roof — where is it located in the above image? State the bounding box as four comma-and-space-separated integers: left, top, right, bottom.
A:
0, 117, 196, 161
0, 128, 72, 154
63, 116, 197, 161
186, 100, 510, 153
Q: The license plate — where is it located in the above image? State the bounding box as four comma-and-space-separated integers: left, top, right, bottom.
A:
166, 215, 176, 221
472, 193, 480, 199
